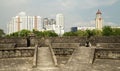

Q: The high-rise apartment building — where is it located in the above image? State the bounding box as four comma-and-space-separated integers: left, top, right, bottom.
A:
56, 14, 64, 26
43, 18, 56, 31
7, 12, 65, 36
7, 12, 42, 34
43, 18, 50, 29
49, 19, 56, 25
95, 9, 103, 30
56, 14, 64, 36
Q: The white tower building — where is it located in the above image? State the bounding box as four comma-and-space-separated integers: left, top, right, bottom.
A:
95, 9, 103, 30
7, 12, 42, 34
56, 14, 64, 36
56, 14, 64, 26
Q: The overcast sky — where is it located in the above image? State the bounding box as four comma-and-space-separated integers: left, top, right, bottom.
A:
0, 0, 120, 33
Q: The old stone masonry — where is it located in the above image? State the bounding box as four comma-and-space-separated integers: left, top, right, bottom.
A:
0, 36, 120, 71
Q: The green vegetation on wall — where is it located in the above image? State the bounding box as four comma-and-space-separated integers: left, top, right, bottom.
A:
6, 29, 58, 37
32, 30, 58, 37
63, 26, 120, 37
63, 29, 102, 37
4, 26, 120, 37
0, 29, 5, 37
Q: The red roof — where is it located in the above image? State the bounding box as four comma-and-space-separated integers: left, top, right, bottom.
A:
96, 9, 102, 14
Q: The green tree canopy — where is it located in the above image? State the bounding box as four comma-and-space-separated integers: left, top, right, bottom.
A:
102, 26, 113, 36
0, 29, 5, 37
42, 31, 58, 37
112, 28, 120, 36
63, 29, 103, 37
7, 30, 58, 37
6, 26, 120, 37
8, 29, 31, 37
63, 31, 77, 36
19, 29, 31, 37
76, 30, 88, 36
32, 30, 58, 37
92, 29, 102, 36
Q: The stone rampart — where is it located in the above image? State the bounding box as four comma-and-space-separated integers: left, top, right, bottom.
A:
52, 43, 80, 48
0, 36, 120, 70
0, 47, 34, 59
0, 37, 28, 47
96, 43, 120, 48
30, 37, 49, 47
0, 36, 120, 48
50, 37, 87, 43
94, 48, 120, 59
0, 43, 16, 48
89, 36, 120, 46
33, 36, 120, 48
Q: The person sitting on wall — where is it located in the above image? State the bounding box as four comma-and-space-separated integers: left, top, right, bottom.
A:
85, 41, 91, 47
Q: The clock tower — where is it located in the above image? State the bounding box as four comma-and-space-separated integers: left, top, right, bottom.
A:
95, 9, 103, 30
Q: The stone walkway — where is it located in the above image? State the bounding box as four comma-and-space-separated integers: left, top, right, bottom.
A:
37, 47, 55, 67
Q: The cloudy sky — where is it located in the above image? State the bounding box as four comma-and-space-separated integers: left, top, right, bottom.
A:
0, 0, 120, 33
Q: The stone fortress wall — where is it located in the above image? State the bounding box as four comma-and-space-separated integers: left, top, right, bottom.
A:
0, 36, 120, 59
0, 37, 28, 47
0, 36, 120, 47
0, 36, 119, 71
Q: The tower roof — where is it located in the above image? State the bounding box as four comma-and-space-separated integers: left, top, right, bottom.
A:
96, 9, 102, 14
18, 12, 26, 16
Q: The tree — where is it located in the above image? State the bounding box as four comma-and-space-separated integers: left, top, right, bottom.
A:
102, 26, 112, 36
9, 32, 19, 37
7, 29, 31, 37
0, 29, 5, 37
19, 29, 31, 37
33, 30, 43, 37
63, 31, 77, 36
33, 30, 58, 37
7, 29, 58, 37
86, 30, 94, 38
112, 28, 120, 36
92, 29, 102, 36
43, 31, 58, 37
76, 30, 88, 36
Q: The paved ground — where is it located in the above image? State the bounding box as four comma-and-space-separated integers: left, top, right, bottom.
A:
59, 59, 120, 71
0, 58, 119, 71
0, 57, 33, 71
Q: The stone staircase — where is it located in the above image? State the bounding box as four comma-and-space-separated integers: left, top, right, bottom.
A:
67, 47, 95, 65
37, 47, 55, 68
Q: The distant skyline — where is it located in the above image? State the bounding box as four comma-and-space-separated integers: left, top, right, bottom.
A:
0, 0, 120, 33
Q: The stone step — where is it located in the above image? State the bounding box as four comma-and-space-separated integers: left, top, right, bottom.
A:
67, 47, 95, 65
37, 47, 54, 67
